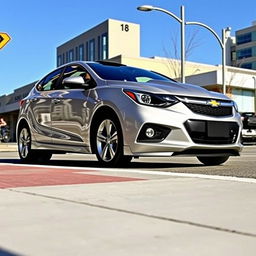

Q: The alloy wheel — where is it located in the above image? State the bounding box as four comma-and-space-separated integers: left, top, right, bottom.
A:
19, 127, 31, 159
96, 119, 118, 162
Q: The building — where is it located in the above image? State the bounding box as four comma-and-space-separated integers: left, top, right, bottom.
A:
0, 82, 35, 140
56, 19, 140, 65
186, 66, 256, 112
229, 21, 256, 70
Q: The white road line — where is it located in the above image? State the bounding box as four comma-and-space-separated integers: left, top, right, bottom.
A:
1, 162, 256, 184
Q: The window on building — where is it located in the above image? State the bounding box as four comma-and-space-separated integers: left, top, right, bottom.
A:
101, 33, 108, 60
241, 63, 252, 69
89, 39, 95, 61
237, 33, 252, 45
232, 89, 254, 112
75, 47, 78, 61
86, 42, 89, 61
69, 49, 74, 62
98, 36, 101, 60
62, 53, 65, 64
237, 48, 252, 59
66, 52, 69, 63
231, 51, 236, 61
79, 44, 84, 61
57, 55, 62, 67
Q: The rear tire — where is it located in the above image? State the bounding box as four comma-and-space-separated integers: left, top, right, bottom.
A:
197, 156, 229, 166
18, 125, 52, 163
92, 115, 132, 167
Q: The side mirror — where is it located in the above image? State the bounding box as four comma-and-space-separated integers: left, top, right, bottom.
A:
62, 76, 89, 88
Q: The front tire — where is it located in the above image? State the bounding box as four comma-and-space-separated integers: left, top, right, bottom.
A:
197, 156, 229, 166
93, 115, 131, 167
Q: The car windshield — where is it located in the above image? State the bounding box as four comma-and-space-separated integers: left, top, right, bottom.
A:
87, 62, 173, 83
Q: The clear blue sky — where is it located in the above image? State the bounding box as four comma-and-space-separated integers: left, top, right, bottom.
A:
0, 0, 255, 95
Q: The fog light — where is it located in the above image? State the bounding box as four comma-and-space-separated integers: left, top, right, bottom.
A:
137, 123, 171, 142
145, 128, 155, 138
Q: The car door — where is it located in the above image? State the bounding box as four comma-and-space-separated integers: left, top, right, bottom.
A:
51, 65, 93, 148
29, 68, 64, 144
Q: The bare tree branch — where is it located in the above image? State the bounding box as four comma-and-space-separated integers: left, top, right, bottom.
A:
163, 28, 201, 81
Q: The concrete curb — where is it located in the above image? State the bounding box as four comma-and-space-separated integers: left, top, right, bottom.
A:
0, 143, 18, 152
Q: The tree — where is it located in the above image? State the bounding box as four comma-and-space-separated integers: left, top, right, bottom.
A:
163, 28, 201, 81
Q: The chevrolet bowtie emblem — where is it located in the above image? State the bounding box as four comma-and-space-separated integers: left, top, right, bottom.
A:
208, 100, 221, 107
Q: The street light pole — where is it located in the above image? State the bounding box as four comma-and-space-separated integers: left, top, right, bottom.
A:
137, 5, 230, 94
222, 29, 227, 95
186, 21, 229, 94
137, 5, 186, 83
180, 6, 185, 83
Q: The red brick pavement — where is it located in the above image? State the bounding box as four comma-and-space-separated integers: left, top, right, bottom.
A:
0, 165, 144, 189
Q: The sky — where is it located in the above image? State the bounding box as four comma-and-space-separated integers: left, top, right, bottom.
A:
0, 0, 256, 95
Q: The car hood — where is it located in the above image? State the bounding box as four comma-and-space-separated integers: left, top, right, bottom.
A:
106, 80, 230, 101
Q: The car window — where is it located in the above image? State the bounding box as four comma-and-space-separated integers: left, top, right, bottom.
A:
87, 63, 173, 82
37, 68, 63, 91
59, 65, 93, 89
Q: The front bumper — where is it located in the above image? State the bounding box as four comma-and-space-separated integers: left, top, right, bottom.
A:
121, 101, 243, 157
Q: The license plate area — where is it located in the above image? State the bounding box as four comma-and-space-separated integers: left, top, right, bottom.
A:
207, 121, 229, 138
184, 120, 239, 144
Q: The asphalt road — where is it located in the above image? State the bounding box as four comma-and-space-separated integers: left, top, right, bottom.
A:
0, 145, 255, 178
0, 146, 256, 256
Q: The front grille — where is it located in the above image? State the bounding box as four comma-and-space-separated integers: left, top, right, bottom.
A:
184, 120, 239, 145
184, 103, 232, 117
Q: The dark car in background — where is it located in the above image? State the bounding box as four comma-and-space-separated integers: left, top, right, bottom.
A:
241, 112, 256, 144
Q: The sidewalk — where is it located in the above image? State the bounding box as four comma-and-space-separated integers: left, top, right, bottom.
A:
0, 142, 17, 152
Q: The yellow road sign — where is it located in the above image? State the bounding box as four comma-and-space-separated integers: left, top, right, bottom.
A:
0, 32, 11, 49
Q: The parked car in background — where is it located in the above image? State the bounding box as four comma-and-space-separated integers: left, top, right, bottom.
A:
241, 112, 256, 144
17, 61, 242, 166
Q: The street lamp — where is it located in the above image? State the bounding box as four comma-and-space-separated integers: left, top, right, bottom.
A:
137, 5, 153, 11
137, 5, 186, 84
186, 22, 231, 95
137, 5, 230, 94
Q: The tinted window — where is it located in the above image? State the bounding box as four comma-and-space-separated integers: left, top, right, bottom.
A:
241, 63, 252, 69
237, 48, 252, 59
88, 63, 172, 82
237, 33, 252, 45
37, 68, 63, 91
59, 65, 92, 89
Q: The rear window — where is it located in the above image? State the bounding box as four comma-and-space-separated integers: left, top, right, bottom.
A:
88, 63, 173, 83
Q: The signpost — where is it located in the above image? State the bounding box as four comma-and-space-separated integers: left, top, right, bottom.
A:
0, 32, 11, 49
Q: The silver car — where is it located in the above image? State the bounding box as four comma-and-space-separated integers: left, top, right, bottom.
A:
17, 61, 242, 166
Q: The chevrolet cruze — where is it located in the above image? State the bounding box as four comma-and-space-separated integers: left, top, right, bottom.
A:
17, 61, 242, 166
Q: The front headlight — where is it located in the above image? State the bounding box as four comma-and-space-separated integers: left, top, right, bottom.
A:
123, 89, 179, 107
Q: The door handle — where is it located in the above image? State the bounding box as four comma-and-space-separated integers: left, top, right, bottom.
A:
53, 99, 61, 104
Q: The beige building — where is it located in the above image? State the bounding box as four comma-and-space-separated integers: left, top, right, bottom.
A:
57, 19, 140, 65
110, 55, 218, 79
